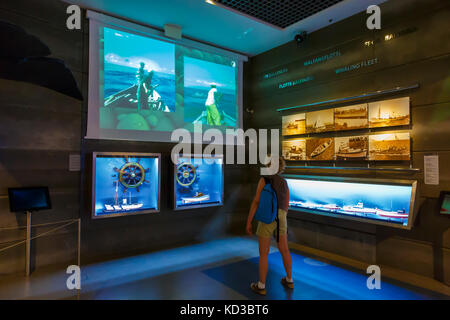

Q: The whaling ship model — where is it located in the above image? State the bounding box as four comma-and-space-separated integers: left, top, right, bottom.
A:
289, 200, 408, 220
103, 157, 148, 213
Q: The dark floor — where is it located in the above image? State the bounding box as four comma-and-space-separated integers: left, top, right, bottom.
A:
0, 237, 448, 300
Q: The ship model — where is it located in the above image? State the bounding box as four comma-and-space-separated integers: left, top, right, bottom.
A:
181, 192, 210, 204
104, 181, 144, 212
176, 162, 211, 205
289, 200, 408, 221
103, 157, 148, 213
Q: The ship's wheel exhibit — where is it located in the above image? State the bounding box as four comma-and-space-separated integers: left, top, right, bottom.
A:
173, 155, 224, 210
113, 157, 149, 193
176, 162, 198, 187
92, 152, 161, 218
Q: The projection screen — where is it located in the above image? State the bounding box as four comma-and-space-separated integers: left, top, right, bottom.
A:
86, 11, 247, 143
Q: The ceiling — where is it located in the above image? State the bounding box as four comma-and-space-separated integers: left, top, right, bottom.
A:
64, 0, 386, 56
215, 0, 344, 29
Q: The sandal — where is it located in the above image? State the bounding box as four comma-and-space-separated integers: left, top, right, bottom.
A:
250, 282, 266, 296
281, 277, 294, 289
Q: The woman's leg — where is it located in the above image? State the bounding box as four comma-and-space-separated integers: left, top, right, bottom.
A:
258, 236, 271, 284
277, 234, 292, 279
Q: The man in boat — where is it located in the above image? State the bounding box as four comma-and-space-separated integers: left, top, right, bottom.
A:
205, 83, 223, 125
144, 70, 159, 109
136, 62, 149, 110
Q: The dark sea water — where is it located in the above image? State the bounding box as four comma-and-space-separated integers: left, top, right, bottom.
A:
104, 63, 237, 125
104, 63, 176, 111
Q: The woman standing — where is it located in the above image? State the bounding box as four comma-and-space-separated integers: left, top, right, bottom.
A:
246, 156, 293, 295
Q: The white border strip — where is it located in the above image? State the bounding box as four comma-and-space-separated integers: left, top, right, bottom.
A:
86, 10, 248, 62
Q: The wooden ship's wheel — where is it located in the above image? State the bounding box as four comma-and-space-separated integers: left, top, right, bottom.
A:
176, 163, 197, 187
113, 157, 149, 193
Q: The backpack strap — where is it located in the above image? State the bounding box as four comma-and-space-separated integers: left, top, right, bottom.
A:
276, 214, 279, 243
263, 176, 279, 243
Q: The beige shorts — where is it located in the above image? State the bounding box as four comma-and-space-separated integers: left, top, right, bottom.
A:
256, 209, 287, 238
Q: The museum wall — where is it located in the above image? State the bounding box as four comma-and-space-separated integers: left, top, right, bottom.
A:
247, 0, 450, 284
0, 0, 253, 274
0, 0, 83, 274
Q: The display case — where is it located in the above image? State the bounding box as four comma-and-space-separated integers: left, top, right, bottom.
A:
284, 174, 418, 229
173, 154, 224, 210
91, 152, 161, 218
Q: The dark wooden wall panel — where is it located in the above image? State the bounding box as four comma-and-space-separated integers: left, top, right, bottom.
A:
250, 55, 450, 127
248, 0, 450, 284
0, 0, 83, 275
0, 7, 84, 73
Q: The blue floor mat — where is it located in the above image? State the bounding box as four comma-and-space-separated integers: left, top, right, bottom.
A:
202, 251, 443, 300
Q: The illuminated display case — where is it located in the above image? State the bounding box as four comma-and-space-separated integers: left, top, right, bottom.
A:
439, 191, 450, 216
173, 154, 224, 210
284, 175, 418, 229
91, 152, 160, 218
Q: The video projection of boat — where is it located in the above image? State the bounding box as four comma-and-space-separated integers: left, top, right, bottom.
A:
173, 154, 224, 210
192, 110, 237, 127
104, 84, 171, 112
284, 175, 418, 229
91, 152, 161, 219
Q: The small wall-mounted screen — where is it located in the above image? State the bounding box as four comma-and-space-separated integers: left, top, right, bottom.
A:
92, 153, 160, 218
285, 176, 416, 228
439, 192, 450, 215
174, 155, 224, 210
8, 187, 51, 212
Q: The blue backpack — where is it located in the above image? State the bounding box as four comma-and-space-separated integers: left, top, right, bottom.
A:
254, 177, 280, 241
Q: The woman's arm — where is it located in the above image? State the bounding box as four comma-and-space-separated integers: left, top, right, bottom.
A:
246, 177, 266, 235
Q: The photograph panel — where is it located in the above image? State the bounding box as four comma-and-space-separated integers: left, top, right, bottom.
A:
306, 109, 334, 133
334, 104, 368, 131
368, 97, 410, 128
369, 132, 411, 160
283, 139, 306, 160
335, 135, 368, 160
306, 137, 334, 160
282, 113, 306, 136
